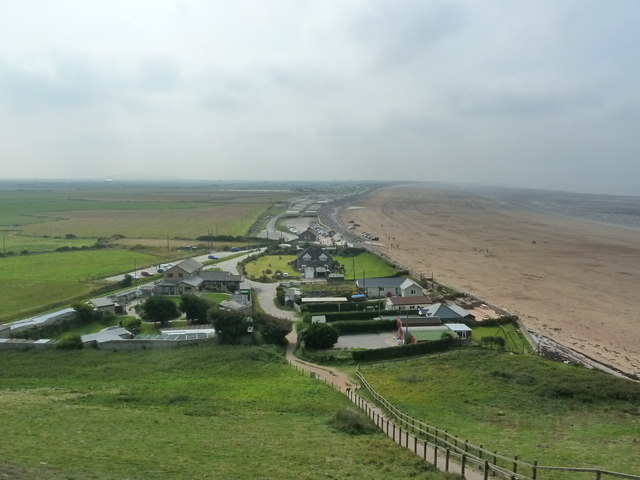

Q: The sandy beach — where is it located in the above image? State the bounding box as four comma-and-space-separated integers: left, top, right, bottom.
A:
340, 184, 640, 378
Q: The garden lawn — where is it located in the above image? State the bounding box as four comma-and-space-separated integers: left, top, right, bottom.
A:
243, 254, 297, 279
0, 250, 160, 322
358, 348, 640, 478
335, 252, 399, 280
0, 345, 453, 480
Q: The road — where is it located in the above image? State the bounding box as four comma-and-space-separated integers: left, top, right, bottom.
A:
255, 211, 297, 242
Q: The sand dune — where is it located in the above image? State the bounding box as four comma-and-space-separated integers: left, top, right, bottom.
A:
340, 184, 640, 377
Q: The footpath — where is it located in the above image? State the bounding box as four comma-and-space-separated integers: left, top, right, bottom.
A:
283, 329, 486, 480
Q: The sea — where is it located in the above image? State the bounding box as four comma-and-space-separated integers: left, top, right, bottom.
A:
471, 186, 640, 233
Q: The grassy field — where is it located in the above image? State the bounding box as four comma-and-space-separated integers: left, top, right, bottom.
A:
0, 234, 96, 254
1, 184, 292, 249
0, 250, 160, 322
0, 345, 455, 480
358, 348, 640, 477
335, 252, 400, 280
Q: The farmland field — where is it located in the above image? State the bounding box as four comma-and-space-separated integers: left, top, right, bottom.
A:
358, 348, 640, 477
0, 250, 159, 322
0, 345, 452, 480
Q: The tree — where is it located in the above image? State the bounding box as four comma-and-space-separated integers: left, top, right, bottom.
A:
301, 323, 339, 350
252, 311, 292, 346
120, 317, 142, 334
73, 302, 96, 324
209, 308, 251, 344
142, 296, 179, 325
180, 294, 212, 324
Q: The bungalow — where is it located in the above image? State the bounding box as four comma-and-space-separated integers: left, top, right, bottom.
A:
156, 258, 243, 295
385, 295, 432, 312
355, 277, 424, 298
418, 302, 475, 322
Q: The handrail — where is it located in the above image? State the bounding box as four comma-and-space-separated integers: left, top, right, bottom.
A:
355, 367, 640, 480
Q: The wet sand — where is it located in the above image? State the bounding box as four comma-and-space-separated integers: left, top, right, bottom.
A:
340, 184, 640, 377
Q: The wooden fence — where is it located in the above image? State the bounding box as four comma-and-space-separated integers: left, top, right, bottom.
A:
355, 368, 640, 480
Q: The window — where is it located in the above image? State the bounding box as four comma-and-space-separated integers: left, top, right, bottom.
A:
168, 273, 173, 278
319, 254, 327, 261
303, 254, 311, 261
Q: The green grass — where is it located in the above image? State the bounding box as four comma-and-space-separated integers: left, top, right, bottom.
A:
0, 234, 95, 254
201, 292, 231, 303
471, 323, 531, 353
0, 345, 454, 480
358, 349, 640, 477
335, 252, 399, 280
0, 250, 160, 322
243, 254, 298, 279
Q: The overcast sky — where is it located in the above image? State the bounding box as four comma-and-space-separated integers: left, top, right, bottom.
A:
1, 1, 639, 193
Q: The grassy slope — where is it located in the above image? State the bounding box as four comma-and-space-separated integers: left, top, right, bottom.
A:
243, 254, 298, 278
0, 345, 453, 480
359, 349, 640, 476
0, 250, 160, 321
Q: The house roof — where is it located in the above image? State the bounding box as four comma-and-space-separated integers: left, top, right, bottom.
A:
200, 271, 243, 282
296, 245, 332, 261
89, 297, 116, 308
387, 295, 431, 306
419, 303, 473, 320
446, 323, 473, 332
174, 258, 203, 274
81, 326, 131, 344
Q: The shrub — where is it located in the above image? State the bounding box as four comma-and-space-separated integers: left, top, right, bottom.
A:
300, 323, 339, 350
481, 336, 506, 350
328, 407, 377, 435
57, 335, 83, 350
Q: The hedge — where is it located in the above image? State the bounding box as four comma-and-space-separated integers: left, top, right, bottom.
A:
300, 300, 384, 313
352, 337, 454, 362
333, 319, 397, 335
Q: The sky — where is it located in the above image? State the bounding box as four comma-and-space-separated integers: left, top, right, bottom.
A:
1, 0, 639, 194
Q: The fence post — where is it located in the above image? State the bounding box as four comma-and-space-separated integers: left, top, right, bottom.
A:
461, 454, 466, 477
465, 440, 469, 452
479, 444, 483, 460
513, 455, 518, 474
493, 451, 497, 467
484, 460, 489, 480
393, 423, 396, 440
414, 435, 418, 454
532, 460, 538, 480
405, 430, 409, 448
445, 448, 450, 472
595, 471, 602, 480
434, 445, 438, 468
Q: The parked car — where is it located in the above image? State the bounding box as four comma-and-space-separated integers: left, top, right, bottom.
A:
140, 271, 151, 277
208, 254, 219, 260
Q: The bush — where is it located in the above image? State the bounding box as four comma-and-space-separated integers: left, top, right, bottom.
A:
328, 407, 377, 435
300, 323, 339, 350
481, 336, 506, 350
56, 335, 83, 350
